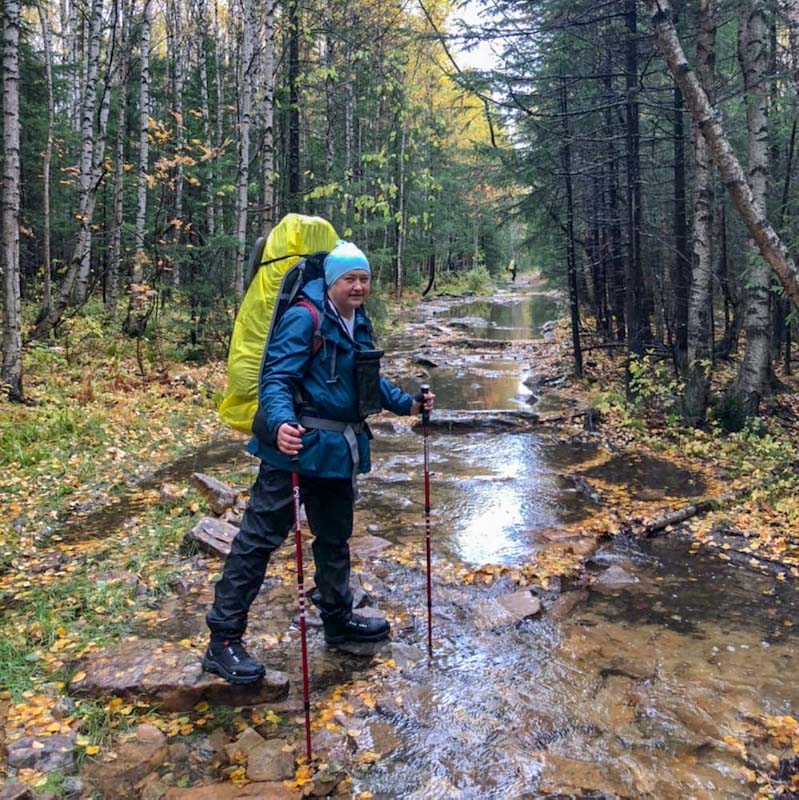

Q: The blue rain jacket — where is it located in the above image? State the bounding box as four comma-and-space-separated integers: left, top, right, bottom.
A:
246, 278, 414, 477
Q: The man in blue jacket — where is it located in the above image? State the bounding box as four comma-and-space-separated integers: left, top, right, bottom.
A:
203, 241, 434, 684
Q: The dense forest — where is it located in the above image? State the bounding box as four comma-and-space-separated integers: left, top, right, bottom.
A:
3, 0, 799, 431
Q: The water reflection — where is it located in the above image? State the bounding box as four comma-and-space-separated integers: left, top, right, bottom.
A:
365, 433, 591, 565
445, 295, 561, 340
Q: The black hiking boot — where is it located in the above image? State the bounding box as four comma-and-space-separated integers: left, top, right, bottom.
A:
202, 638, 265, 685
323, 613, 390, 645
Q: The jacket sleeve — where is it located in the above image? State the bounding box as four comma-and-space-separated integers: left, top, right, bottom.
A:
261, 306, 315, 437
380, 376, 414, 416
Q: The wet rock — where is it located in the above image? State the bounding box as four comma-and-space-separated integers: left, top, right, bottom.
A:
68, 638, 288, 711
547, 590, 589, 622
5, 733, 76, 773
81, 727, 168, 798
309, 769, 345, 797
414, 357, 438, 368
0, 784, 34, 800
592, 564, 640, 593
139, 775, 169, 800
245, 739, 295, 782
163, 782, 298, 799
189, 473, 237, 515
361, 721, 402, 756
224, 726, 265, 762
349, 534, 393, 558
181, 517, 239, 558
473, 590, 541, 630
568, 474, 603, 504
159, 483, 185, 504
61, 777, 84, 800
407, 775, 462, 799
539, 753, 636, 797
387, 641, 426, 668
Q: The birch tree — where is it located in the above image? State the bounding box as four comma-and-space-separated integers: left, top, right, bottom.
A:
683, 0, 716, 425
645, 0, 799, 312
731, 1, 772, 414
1, 0, 23, 400
33, 0, 105, 337
233, 0, 254, 297
38, 2, 55, 312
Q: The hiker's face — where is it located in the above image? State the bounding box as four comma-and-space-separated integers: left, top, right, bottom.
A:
328, 269, 371, 317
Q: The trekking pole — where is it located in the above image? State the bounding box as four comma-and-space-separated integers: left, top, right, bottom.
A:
419, 384, 433, 655
290, 463, 313, 762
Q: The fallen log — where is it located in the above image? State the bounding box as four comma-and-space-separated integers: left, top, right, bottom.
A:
410, 408, 589, 433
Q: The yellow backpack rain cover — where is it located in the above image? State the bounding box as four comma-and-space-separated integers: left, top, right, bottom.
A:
218, 213, 339, 434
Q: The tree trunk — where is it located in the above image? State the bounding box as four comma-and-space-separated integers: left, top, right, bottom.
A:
234, 0, 254, 298
197, 0, 214, 236
672, 81, 690, 370
123, 0, 153, 336
731, 1, 771, 415
645, 0, 799, 311
624, 0, 646, 364
132, 0, 152, 287
73, 0, 104, 304
33, 0, 105, 336
167, 0, 185, 285
560, 79, 583, 378
287, 0, 301, 205
1, 0, 23, 400
394, 122, 406, 297
683, 0, 715, 426
38, 2, 55, 311
108, 0, 131, 317
260, 0, 276, 237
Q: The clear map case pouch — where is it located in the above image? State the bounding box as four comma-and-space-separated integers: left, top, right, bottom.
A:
354, 349, 384, 418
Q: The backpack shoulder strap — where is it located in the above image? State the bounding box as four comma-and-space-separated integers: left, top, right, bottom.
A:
294, 299, 324, 358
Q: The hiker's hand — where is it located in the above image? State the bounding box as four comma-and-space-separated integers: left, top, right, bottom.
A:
411, 390, 435, 416
277, 423, 306, 457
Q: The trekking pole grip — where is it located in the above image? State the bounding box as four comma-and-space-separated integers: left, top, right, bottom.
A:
418, 383, 431, 426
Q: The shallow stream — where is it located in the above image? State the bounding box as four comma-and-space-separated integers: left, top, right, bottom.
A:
350, 292, 799, 798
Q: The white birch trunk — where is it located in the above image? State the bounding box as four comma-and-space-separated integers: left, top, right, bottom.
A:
2, 0, 23, 399
213, 0, 225, 231
76, 0, 117, 304
733, 1, 772, 412
108, 0, 131, 316
260, 0, 275, 236
38, 2, 55, 311
132, 0, 152, 287
167, 0, 185, 285
683, 0, 715, 425
196, 0, 214, 235
234, 0, 254, 297
646, 0, 799, 312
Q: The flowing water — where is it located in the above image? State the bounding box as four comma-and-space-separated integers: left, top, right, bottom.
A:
350, 293, 799, 798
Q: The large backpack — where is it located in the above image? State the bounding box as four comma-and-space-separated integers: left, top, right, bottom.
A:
218, 213, 339, 435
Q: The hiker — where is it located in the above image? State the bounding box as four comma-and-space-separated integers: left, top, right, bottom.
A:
203, 241, 435, 684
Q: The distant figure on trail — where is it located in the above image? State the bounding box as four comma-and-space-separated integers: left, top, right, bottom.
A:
508, 259, 517, 282
203, 240, 435, 685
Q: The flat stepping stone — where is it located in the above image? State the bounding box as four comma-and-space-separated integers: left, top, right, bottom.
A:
473, 590, 542, 630
349, 534, 393, 558
68, 638, 288, 711
182, 517, 239, 558
190, 473, 237, 515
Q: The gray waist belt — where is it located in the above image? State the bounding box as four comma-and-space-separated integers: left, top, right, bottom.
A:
299, 415, 364, 496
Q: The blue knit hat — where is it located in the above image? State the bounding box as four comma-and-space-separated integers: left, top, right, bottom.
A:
324, 240, 371, 287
